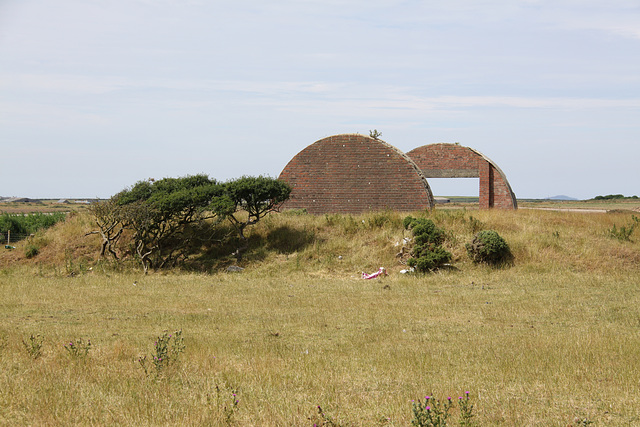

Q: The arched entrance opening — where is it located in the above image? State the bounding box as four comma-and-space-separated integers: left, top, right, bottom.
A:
405, 143, 517, 209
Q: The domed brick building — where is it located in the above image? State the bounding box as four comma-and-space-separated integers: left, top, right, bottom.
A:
278, 134, 435, 214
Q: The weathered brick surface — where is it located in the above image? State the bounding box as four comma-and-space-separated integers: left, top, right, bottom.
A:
278, 134, 435, 214
406, 143, 517, 209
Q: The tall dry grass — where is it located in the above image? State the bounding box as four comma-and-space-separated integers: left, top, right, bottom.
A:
0, 207, 639, 425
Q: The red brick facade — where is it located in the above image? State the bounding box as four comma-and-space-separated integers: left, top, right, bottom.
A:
278, 134, 435, 214
406, 143, 517, 209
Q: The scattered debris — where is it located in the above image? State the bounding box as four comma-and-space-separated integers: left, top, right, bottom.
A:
362, 267, 387, 280
394, 237, 412, 247
399, 268, 414, 274
226, 265, 244, 272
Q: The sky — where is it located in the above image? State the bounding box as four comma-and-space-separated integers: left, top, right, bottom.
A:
1, 0, 639, 200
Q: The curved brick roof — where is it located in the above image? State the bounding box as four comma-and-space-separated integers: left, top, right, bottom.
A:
406, 143, 517, 209
279, 134, 435, 214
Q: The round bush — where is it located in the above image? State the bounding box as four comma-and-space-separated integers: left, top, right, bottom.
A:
412, 223, 445, 246
24, 244, 39, 259
404, 215, 452, 272
466, 230, 512, 265
407, 246, 452, 272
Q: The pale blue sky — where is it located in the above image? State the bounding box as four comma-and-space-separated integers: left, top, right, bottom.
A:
1, 0, 639, 199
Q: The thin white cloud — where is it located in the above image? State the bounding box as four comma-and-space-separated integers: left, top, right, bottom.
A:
523, 0, 640, 40
3, 72, 640, 114
413, 95, 640, 110
0, 74, 130, 95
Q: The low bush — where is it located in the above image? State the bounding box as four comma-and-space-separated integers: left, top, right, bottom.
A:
24, 244, 39, 259
466, 230, 512, 265
608, 215, 639, 242
0, 212, 66, 237
404, 216, 452, 272
407, 245, 452, 272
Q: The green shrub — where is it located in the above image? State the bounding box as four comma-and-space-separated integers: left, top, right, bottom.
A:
403, 215, 415, 229
24, 244, 39, 259
407, 246, 452, 272
404, 216, 452, 272
608, 215, 639, 242
0, 212, 66, 236
412, 223, 445, 246
404, 216, 445, 243
466, 230, 512, 265
608, 224, 635, 241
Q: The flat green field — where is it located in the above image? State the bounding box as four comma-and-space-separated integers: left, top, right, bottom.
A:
1, 208, 639, 425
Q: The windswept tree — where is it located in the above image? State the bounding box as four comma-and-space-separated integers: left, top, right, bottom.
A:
224, 176, 291, 260
89, 174, 291, 272
87, 198, 125, 259
92, 175, 232, 273
116, 175, 234, 273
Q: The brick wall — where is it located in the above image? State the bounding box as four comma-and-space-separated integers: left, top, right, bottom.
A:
406, 143, 517, 209
278, 134, 435, 214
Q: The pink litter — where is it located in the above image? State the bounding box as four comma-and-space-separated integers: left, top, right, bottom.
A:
362, 267, 387, 280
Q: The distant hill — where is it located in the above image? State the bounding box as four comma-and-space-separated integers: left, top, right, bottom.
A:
546, 195, 578, 201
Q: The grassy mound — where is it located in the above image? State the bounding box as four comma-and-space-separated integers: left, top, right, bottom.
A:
2, 208, 640, 275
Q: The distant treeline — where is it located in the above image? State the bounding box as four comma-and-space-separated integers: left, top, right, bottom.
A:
0, 212, 66, 236
592, 194, 639, 200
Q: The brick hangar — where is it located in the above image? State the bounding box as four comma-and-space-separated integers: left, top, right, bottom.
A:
278, 134, 517, 214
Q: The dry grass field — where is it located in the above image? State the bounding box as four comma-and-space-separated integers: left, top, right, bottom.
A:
1, 203, 639, 426
0, 199, 91, 214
